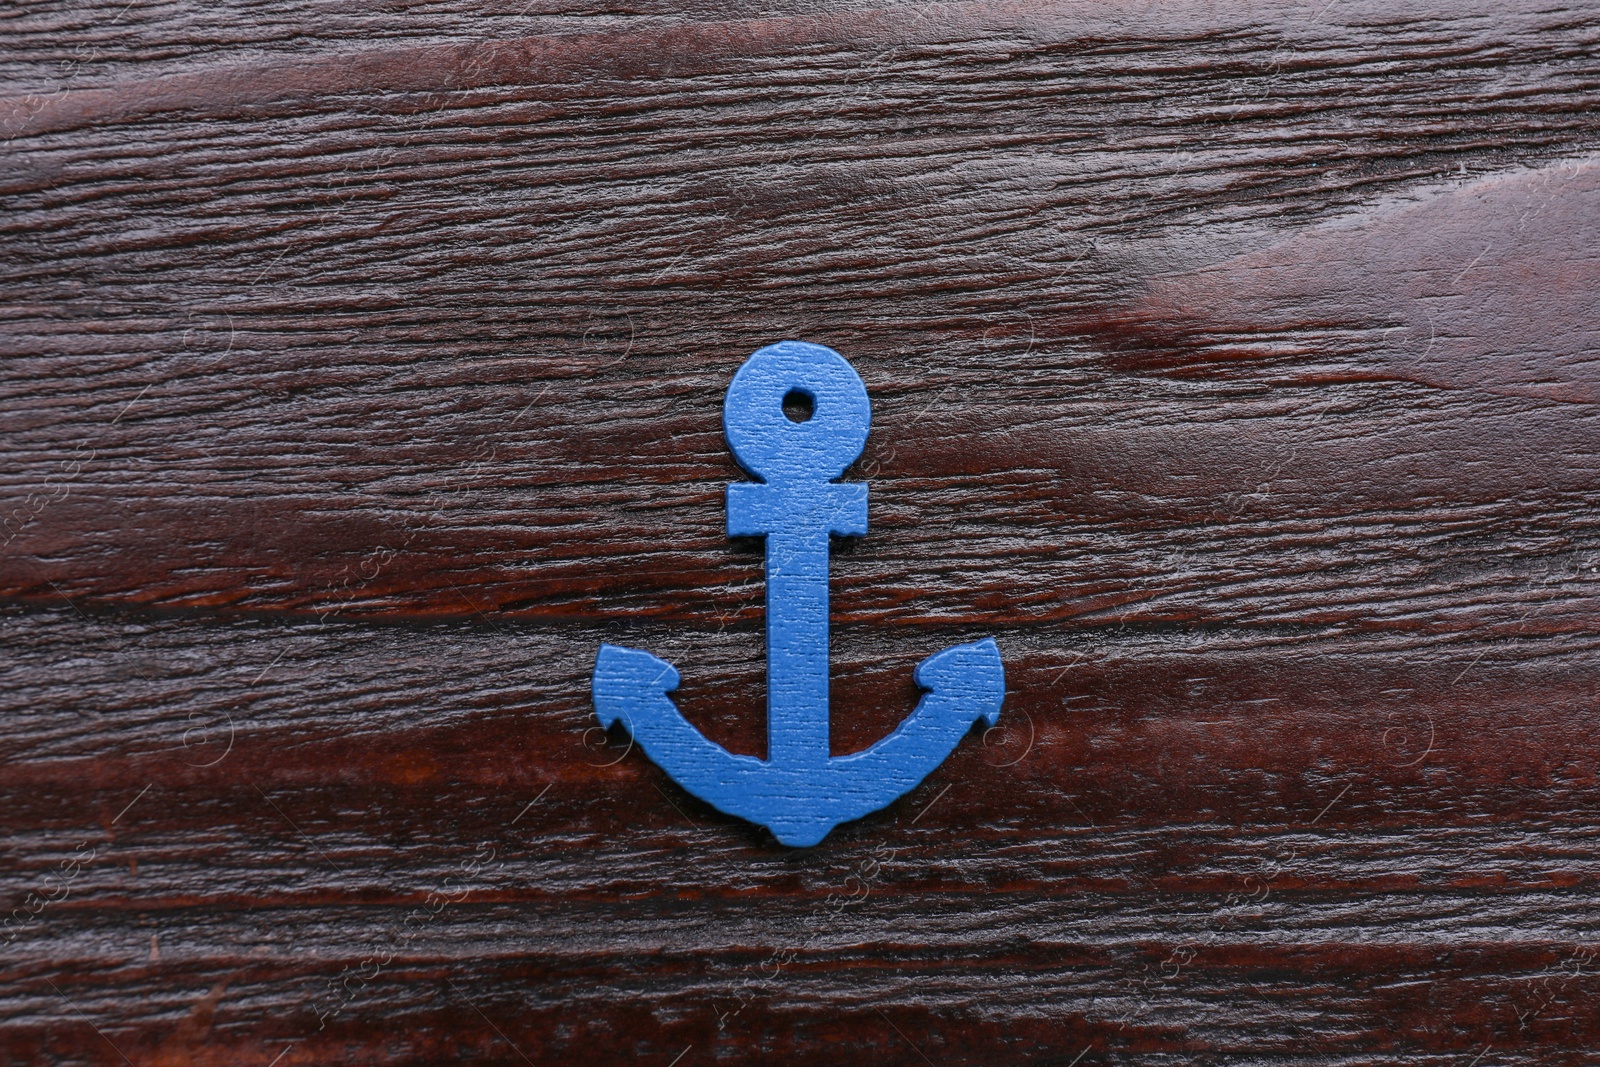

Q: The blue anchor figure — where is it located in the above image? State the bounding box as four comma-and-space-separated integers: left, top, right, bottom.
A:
593, 341, 1005, 846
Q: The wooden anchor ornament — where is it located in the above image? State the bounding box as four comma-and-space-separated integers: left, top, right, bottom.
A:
593, 340, 1005, 846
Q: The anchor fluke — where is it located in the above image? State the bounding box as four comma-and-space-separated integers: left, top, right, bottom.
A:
593, 643, 679, 726
591, 341, 1005, 846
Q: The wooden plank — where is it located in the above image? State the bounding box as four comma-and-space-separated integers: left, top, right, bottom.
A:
3, 0, 1600, 1062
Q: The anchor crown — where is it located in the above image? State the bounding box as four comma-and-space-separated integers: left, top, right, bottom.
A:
592, 340, 1005, 846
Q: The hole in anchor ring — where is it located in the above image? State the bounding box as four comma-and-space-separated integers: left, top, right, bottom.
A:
782, 388, 814, 423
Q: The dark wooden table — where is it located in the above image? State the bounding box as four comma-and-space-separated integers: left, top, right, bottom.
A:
5, 1, 1600, 1063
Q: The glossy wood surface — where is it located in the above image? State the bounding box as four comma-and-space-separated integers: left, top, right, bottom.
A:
4, 1, 1600, 1062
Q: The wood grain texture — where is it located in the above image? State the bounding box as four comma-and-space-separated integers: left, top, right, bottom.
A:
3, 0, 1600, 1062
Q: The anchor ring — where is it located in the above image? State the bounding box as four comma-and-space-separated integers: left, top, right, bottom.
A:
723, 340, 870, 483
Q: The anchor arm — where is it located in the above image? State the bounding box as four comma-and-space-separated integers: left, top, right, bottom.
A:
593, 643, 768, 809
824, 637, 1006, 810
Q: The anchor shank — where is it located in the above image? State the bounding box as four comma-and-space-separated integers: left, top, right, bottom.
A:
730, 478, 867, 770
765, 525, 833, 769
